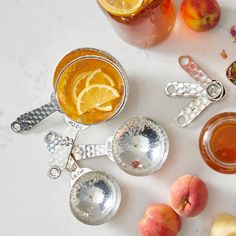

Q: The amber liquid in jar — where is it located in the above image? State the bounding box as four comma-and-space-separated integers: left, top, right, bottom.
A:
210, 121, 236, 164
56, 57, 125, 125
99, 0, 176, 47
199, 112, 236, 174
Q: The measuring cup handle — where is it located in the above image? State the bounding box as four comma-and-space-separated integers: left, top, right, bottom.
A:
165, 82, 205, 98
48, 126, 79, 178
66, 155, 91, 187
176, 96, 211, 127
11, 99, 59, 133
47, 120, 90, 179
44, 130, 109, 163
178, 55, 212, 87
72, 143, 108, 160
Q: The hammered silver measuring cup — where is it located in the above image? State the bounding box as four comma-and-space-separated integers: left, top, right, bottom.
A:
165, 55, 226, 127
47, 147, 121, 225
10, 48, 126, 133
45, 117, 169, 177
48, 54, 128, 178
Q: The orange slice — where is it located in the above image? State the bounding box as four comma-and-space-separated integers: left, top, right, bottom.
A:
77, 84, 120, 115
85, 68, 115, 87
97, 0, 144, 17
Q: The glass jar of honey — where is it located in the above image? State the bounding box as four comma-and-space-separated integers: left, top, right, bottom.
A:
97, 0, 176, 48
199, 112, 236, 174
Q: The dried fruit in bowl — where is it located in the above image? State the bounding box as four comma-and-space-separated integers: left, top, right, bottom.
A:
226, 61, 236, 85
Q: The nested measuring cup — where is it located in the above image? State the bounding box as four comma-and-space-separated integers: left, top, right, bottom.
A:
69, 168, 121, 225
48, 53, 128, 178
45, 117, 169, 177
11, 48, 126, 132
47, 146, 121, 225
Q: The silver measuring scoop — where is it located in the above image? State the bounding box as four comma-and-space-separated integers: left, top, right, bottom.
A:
45, 117, 169, 177
47, 153, 121, 225
66, 155, 121, 225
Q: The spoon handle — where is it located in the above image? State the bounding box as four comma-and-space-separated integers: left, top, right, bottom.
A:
11, 98, 59, 133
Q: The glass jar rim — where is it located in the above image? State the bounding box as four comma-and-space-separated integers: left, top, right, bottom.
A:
53, 47, 127, 88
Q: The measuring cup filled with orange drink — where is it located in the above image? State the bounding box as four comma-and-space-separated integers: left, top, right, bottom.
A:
47, 48, 128, 178
11, 48, 128, 132
97, 0, 176, 48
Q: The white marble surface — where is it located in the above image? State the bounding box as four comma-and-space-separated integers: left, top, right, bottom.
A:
0, 0, 236, 235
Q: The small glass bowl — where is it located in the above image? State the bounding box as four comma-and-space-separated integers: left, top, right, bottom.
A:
199, 112, 236, 174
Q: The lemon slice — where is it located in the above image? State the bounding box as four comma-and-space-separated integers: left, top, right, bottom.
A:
85, 68, 115, 111
96, 104, 113, 111
85, 68, 115, 87
77, 84, 120, 115
72, 71, 92, 105
98, 0, 144, 17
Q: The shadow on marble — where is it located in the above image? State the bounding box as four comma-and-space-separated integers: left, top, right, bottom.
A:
108, 180, 158, 236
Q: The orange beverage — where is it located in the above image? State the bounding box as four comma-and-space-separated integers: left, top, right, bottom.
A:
199, 112, 236, 174
97, 0, 176, 47
53, 48, 123, 87
54, 49, 128, 125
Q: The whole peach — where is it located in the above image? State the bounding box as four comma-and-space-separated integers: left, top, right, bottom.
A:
170, 175, 208, 217
138, 203, 182, 236
181, 0, 221, 32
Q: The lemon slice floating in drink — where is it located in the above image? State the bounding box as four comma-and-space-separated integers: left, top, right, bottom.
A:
97, 0, 144, 17
85, 68, 116, 111
95, 104, 113, 111
85, 69, 115, 87
72, 68, 117, 113
77, 84, 120, 115
72, 71, 92, 105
